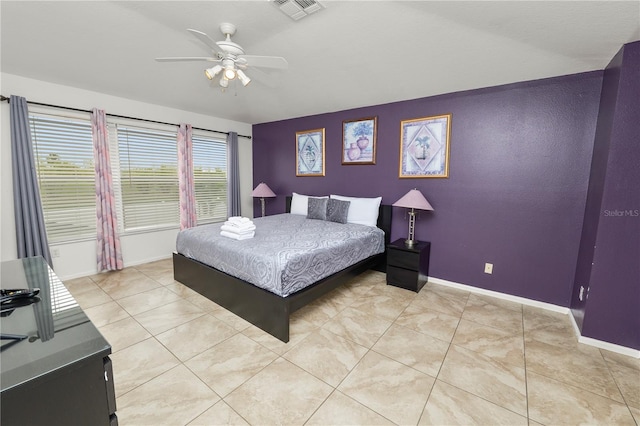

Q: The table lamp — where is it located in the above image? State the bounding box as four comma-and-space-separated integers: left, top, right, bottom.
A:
392, 189, 434, 247
252, 182, 276, 217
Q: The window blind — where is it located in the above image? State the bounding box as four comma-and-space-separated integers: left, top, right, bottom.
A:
116, 125, 179, 231
30, 114, 96, 243
192, 134, 228, 224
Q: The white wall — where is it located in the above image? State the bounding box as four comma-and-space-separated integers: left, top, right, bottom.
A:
1, 73, 253, 279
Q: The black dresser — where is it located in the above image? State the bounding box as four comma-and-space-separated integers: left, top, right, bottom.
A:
1, 257, 117, 426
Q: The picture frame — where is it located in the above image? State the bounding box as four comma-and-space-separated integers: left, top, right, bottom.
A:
399, 114, 451, 178
342, 116, 377, 165
296, 128, 325, 176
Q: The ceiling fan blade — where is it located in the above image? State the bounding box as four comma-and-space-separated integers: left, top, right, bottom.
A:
187, 28, 224, 56
246, 67, 278, 88
240, 55, 288, 70
155, 57, 220, 62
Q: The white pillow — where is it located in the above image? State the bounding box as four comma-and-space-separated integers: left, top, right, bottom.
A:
330, 194, 382, 227
290, 192, 328, 216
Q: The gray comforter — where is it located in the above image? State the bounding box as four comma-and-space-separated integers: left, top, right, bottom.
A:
176, 213, 385, 297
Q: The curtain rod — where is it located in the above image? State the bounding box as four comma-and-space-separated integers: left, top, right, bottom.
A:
0, 95, 252, 140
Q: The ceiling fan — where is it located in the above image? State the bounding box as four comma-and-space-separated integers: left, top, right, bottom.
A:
156, 23, 288, 90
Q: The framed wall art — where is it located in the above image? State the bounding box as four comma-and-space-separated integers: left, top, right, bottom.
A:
399, 114, 451, 178
296, 128, 325, 176
342, 116, 377, 165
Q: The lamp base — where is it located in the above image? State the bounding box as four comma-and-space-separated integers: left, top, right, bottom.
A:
404, 239, 416, 247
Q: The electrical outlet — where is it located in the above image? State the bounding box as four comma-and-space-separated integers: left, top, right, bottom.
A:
51, 248, 60, 258
484, 263, 493, 274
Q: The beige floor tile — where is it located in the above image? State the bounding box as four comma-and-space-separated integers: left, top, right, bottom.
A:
630, 405, 640, 423
133, 257, 173, 272
395, 303, 460, 342
607, 360, 640, 408
284, 328, 368, 387
116, 365, 219, 426
527, 370, 636, 425
134, 299, 205, 335
225, 358, 333, 426
523, 305, 577, 348
187, 400, 249, 426
156, 314, 237, 361
601, 348, 640, 372
111, 337, 180, 396
306, 390, 394, 425
322, 306, 392, 348
341, 276, 378, 297
98, 316, 152, 353
525, 338, 624, 402
93, 269, 163, 299
135, 258, 175, 284
210, 307, 254, 331
242, 316, 315, 355
291, 295, 349, 327
66, 260, 640, 426
462, 294, 523, 333
372, 323, 449, 377
84, 300, 130, 327
349, 293, 412, 321
419, 380, 528, 425
116, 286, 183, 316
323, 286, 360, 307
452, 319, 524, 368
185, 333, 278, 397
438, 344, 527, 416
338, 351, 435, 425
64, 276, 101, 295
165, 281, 202, 298
185, 292, 225, 313
72, 286, 112, 309
414, 284, 469, 317
367, 281, 418, 303
90, 267, 140, 285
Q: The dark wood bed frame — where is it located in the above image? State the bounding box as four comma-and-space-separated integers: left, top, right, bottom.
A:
173, 196, 392, 342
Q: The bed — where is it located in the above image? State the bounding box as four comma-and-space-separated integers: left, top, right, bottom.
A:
173, 196, 392, 342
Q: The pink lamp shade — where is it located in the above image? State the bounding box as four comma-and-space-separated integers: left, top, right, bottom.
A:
393, 189, 433, 247
392, 189, 434, 211
252, 183, 276, 198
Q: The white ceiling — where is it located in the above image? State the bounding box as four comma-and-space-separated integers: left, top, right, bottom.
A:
2, 1, 639, 124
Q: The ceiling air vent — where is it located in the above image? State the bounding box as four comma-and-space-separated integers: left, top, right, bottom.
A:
273, 0, 324, 21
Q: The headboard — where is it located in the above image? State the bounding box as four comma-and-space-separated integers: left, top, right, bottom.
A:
285, 196, 392, 246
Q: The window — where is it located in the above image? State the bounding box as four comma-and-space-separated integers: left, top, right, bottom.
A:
192, 133, 228, 224
29, 110, 231, 242
116, 125, 179, 231
30, 113, 96, 243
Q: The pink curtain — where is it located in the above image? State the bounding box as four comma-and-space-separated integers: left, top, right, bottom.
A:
178, 123, 197, 229
91, 109, 123, 272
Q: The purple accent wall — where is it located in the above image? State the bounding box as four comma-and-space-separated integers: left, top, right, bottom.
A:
253, 72, 602, 307
580, 42, 640, 350
570, 49, 623, 330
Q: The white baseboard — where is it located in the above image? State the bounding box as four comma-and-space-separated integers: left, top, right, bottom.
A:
428, 276, 640, 359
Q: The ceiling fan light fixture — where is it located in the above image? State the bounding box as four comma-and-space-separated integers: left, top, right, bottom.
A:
237, 69, 251, 86
204, 65, 222, 80
219, 76, 229, 88
224, 67, 237, 80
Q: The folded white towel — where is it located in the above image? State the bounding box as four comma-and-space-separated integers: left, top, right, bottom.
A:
220, 230, 255, 240
223, 220, 255, 230
221, 224, 256, 234
228, 216, 251, 224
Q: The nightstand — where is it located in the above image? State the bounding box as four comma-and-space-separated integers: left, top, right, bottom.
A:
386, 238, 431, 292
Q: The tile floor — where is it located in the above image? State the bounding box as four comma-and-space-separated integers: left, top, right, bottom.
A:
64, 258, 640, 425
